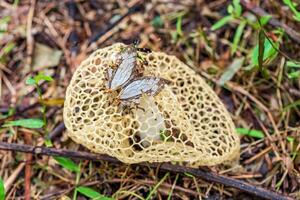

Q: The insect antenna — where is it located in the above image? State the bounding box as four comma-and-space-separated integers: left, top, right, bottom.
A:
136, 47, 152, 53
132, 39, 152, 53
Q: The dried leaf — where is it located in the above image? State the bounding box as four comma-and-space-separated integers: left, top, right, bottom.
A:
218, 57, 244, 86
32, 43, 62, 70
39, 98, 64, 106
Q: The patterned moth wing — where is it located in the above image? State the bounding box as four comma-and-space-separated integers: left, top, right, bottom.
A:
107, 46, 137, 90
105, 68, 113, 88
119, 77, 168, 102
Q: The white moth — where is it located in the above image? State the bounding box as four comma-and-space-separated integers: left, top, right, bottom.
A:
119, 77, 167, 103
105, 45, 169, 104
106, 46, 137, 90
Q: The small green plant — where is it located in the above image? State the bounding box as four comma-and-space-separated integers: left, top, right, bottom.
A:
26, 72, 54, 145
26, 73, 53, 124
251, 29, 281, 78
211, 0, 277, 60
210, 0, 300, 79
2, 73, 53, 132
211, 0, 246, 55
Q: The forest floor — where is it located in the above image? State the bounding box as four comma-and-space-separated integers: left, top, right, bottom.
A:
0, 0, 299, 199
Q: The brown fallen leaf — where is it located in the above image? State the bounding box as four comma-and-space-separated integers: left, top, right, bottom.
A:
32, 42, 62, 71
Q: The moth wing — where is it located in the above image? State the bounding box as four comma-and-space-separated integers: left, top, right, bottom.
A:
105, 68, 113, 88
109, 47, 137, 90
119, 77, 166, 101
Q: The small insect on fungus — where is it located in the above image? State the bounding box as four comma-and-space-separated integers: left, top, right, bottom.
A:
133, 39, 152, 65
132, 39, 152, 53
105, 44, 170, 106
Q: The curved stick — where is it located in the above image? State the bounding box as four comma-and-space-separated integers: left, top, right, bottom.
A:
0, 142, 293, 200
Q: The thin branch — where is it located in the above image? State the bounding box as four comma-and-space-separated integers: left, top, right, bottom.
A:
88, 1, 144, 45
23, 131, 32, 200
26, 0, 36, 67
0, 142, 293, 200
48, 121, 65, 139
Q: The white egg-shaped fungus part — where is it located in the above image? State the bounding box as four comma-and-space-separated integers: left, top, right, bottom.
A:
63, 43, 240, 166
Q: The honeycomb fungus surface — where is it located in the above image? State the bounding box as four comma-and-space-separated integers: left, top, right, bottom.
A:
63, 43, 240, 166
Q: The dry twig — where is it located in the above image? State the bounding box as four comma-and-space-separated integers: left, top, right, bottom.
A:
24, 131, 32, 200
87, 0, 144, 46
0, 141, 293, 200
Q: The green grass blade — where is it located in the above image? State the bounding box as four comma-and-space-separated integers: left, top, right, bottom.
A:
232, 0, 242, 16
287, 71, 300, 79
176, 15, 183, 37
3, 42, 15, 54
54, 156, 80, 173
76, 186, 101, 198
236, 128, 265, 138
231, 20, 246, 55
287, 136, 294, 143
211, 15, 234, 31
286, 61, 300, 68
167, 174, 179, 200
146, 173, 169, 200
283, 0, 300, 21
0, 177, 5, 200
2, 118, 44, 129
282, 99, 300, 111
76, 186, 113, 200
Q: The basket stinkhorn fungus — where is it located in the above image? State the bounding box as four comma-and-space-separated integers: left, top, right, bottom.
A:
63, 43, 240, 166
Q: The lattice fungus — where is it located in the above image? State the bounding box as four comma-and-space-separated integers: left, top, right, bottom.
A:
63, 43, 240, 166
